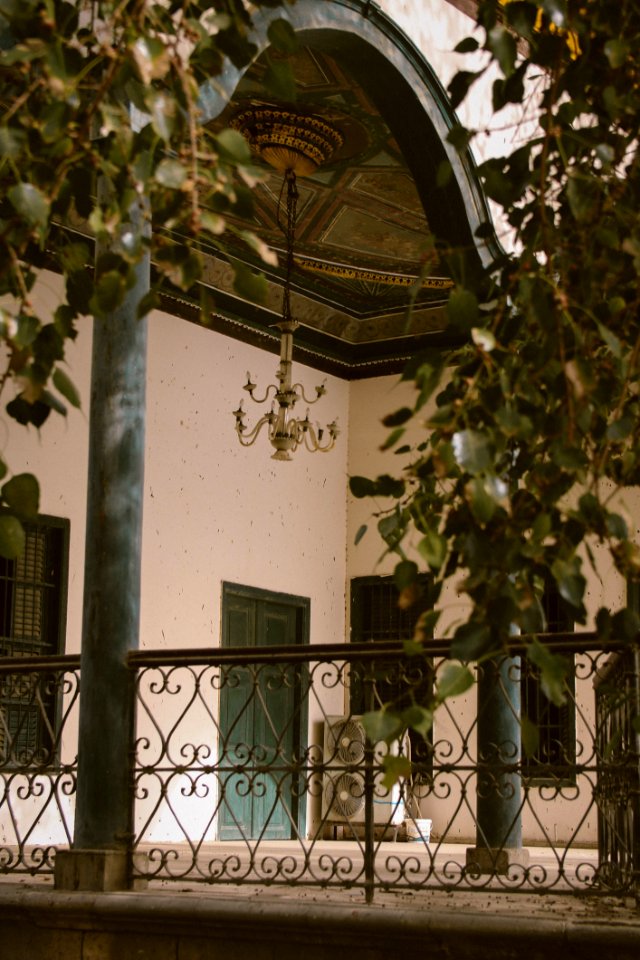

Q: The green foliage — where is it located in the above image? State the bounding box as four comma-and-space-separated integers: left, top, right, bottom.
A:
355, 0, 640, 749
0, 0, 295, 557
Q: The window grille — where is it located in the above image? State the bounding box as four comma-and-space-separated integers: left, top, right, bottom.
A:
349, 576, 433, 774
0, 516, 69, 765
521, 580, 576, 782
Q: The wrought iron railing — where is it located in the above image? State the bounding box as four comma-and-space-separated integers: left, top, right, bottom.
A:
0, 654, 80, 875
0, 638, 638, 902
129, 638, 640, 899
594, 644, 640, 890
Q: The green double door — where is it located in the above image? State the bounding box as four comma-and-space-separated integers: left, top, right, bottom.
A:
218, 584, 308, 840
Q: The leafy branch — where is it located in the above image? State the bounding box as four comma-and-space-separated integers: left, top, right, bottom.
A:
352, 0, 640, 751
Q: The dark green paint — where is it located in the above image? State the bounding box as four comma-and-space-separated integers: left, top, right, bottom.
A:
475, 656, 523, 851
219, 583, 309, 841
73, 194, 149, 852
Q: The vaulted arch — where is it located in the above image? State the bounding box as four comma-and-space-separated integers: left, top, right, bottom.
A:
189, 1, 493, 377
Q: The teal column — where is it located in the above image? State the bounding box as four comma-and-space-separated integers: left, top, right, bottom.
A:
65, 191, 149, 880
466, 656, 528, 874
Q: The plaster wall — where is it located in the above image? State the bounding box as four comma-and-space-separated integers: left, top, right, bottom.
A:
2, 270, 349, 844
5, 271, 349, 657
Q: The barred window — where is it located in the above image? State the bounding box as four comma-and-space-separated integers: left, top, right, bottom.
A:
521, 582, 576, 783
349, 576, 433, 775
0, 516, 69, 764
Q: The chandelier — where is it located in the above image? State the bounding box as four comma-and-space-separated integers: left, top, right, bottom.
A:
231, 106, 342, 461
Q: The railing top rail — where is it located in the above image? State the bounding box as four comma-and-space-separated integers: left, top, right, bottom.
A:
0, 634, 632, 673
0, 653, 81, 673
126, 632, 627, 668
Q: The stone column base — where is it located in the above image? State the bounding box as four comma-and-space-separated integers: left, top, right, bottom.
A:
465, 846, 530, 876
54, 849, 148, 892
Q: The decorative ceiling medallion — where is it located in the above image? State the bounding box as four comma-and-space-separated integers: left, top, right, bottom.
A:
229, 104, 344, 176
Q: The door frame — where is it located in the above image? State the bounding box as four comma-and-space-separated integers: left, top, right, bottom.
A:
219, 581, 310, 839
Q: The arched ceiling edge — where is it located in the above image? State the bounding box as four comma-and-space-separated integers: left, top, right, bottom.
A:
189, 0, 495, 379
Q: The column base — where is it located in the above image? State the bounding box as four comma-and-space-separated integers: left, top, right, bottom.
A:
465, 846, 529, 876
54, 849, 148, 892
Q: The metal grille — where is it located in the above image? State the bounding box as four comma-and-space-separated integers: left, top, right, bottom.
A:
595, 646, 640, 889
521, 582, 576, 781
350, 576, 430, 643
349, 577, 433, 775
0, 518, 68, 763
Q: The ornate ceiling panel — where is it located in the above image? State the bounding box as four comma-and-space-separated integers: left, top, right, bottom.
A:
177, 43, 477, 379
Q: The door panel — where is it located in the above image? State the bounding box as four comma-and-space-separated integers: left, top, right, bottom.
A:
218, 586, 307, 840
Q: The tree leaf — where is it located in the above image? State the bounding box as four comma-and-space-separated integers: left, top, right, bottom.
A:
264, 59, 297, 102
604, 38, 627, 68
349, 475, 376, 498
155, 158, 190, 189
267, 18, 299, 54
447, 287, 479, 330
448, 70, 483, 109
361, 709, 403, 744
436, 661, 475, 701
53, 367, 81, 409
550, 557, 585, 610
542, 0, 568, 28
145, 90, 177, 142
465, 477, 497, 523
528, 638, 568, 707
451, 622, 493, 660
452, 429, 493, 473
216, 127, 252, 165
1, 473, 40, 520
132, 36, 170, 84
520, 714, 540, 758
382, 407, 413, 428
566, 171, 600, 223
380, 754, 412, 789
90, 270, 127, 316
13, 314, 40, 348
8, 183, 50, 231
232, 263, 268, 304
378, 511, 404, 550
471, 327, 496, 352
394, 559, 418, 592
402, 705, 434, 738
354, 523, 368, 546
487, 25, 517, 77
380, 426, 405, 451
0, 514, 25, 559
417, 529, 447, 570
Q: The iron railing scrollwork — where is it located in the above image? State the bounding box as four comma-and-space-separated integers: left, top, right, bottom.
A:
0, 638, 638, 902
0, 654, 79, 875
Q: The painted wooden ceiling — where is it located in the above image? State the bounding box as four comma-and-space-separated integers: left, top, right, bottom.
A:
178, 43, 477, 379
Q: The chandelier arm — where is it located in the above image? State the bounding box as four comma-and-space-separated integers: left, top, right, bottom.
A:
293, 383, 327, 406
245, 383, 279, 406
235, 415, 272, 447
302, 422, 337, 454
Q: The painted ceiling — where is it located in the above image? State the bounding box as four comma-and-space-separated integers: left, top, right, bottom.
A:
168, 43, 478, 379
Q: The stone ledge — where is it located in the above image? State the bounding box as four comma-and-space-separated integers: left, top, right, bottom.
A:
0, 883, 638, 960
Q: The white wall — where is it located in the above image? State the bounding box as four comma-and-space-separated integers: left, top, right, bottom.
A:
5, 271, 350, 655
143, 308, 349, 650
